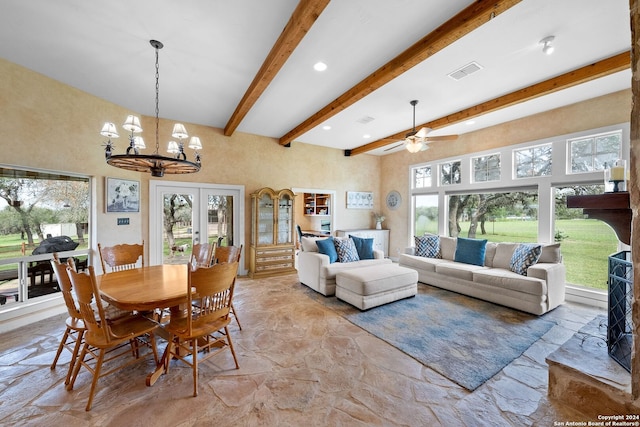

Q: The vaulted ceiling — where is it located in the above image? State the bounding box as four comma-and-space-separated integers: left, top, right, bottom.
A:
0, 0, 631, 155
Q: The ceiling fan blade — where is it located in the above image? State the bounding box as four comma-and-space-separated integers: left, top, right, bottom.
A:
384, 142, 405, 152
415, 127, 431, 138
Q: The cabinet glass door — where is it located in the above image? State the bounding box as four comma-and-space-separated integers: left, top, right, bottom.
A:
277, 193, 293, 244
258, 193, 274, 245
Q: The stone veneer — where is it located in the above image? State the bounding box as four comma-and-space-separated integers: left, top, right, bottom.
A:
546, 316, 639, 417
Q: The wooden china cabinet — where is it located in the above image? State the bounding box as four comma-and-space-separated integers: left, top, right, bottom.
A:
249, 187, 297, 278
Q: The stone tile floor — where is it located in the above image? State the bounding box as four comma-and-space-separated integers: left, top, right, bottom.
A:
0, 274, 608, 426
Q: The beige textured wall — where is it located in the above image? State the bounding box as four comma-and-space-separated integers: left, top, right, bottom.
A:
0, 56, 632, 268
380, 89, 631, 256
0, 58, 381, 269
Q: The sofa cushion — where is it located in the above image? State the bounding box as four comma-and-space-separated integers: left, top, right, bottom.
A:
510, 244, 542, 275
439, 236, 457, 260
484, 242, 497, 267
301, 236, 323, 252
349, 235, 374, 260
399, 253, 450, 272
334, 237, 360, 263
322, 258, 393, 280
454, 237, 487, 266
493, 243, 519, 269
415, 235, 439, 258
435, 262, 487, 281
539, 243, 562, 263
473, 268, 547, 297
316, 237, 338, 263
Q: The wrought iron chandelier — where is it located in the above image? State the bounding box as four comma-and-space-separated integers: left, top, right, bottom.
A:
100, 40, 202, 177
405, 100, 431, 153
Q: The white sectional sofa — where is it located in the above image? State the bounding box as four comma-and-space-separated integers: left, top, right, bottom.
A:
297, 236, 391, 296
399, 235, 566, 315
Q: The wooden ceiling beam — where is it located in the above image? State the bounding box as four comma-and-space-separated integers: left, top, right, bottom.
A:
278, 0, 522, 146
223, 0, 330, 137
348, 51, 630, 156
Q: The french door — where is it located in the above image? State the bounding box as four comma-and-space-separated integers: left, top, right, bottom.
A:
149, 181, 245, 273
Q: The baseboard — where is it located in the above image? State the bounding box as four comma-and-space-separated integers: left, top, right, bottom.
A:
565, 285, 607, 309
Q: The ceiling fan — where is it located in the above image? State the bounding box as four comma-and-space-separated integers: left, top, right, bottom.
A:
383, 100, 458, 152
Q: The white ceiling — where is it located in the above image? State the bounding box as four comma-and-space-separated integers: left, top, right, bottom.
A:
0, 0, 631, 156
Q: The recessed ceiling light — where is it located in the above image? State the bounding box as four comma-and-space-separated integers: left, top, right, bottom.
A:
363, 134, 371, 139
322, 125, 331, 130
465, 120, 476, 125
314, 62, 327, 72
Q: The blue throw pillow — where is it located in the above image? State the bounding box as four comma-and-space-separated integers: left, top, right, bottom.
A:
349, 235, 374, 260
415, 235, 439, 258
454, 237, 487, 266
316, 237, 338, 263
510, 243, 542, 275
333, 238, 360, 263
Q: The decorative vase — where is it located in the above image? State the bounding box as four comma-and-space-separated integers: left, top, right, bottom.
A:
376, 221, 382, 230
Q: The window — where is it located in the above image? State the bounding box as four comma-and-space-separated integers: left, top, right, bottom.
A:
514, 143, 552, 178
447, 190, 538, 239
414, 195, 438, 236
413, 166, 432, 188
472, 154, 500, 182
440, 160, 461, 185
569, 130, 621, 173
0, 166, 90, 309
554, 184, 618, 291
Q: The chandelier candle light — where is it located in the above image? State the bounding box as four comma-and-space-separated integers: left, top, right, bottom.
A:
100, 40, 202, 177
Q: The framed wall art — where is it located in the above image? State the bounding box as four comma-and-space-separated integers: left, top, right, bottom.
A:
106, 177, 140, 213
346, 191, 373, 209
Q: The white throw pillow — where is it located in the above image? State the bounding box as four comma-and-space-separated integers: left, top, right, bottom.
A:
301, 236, 325, 252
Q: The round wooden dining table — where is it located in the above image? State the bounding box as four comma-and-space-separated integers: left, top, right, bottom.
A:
96, 264, 189, 386
97, 264, 188, 312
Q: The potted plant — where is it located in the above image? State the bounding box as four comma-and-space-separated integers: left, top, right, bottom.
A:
372, 212, 385, 229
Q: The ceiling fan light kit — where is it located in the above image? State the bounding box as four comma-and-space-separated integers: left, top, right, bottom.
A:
404, 100, 430, 153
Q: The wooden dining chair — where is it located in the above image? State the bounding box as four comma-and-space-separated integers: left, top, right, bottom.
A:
163, 261, 240, 397
191, 242, 215, 268
50, 254, 85, 386
213, 244, 243, 330
98, 241, 144, 273
66, 265, 160, 411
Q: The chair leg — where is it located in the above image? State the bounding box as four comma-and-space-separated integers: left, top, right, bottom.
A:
231, 302, 242, 330
85, 349, 105, 411
192, 338, 198, 397
50, 327, 71, 370
65, 330, 85, 386
148, 332, 159, 366
67, 343, 87, 391
225, 326, 240, 369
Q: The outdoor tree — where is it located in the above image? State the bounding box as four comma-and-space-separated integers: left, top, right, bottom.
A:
0, 178, 48, 245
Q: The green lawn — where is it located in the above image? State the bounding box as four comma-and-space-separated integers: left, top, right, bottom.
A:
422, 218, 618, 290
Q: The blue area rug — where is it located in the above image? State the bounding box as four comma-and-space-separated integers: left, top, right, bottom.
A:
302, 284, 557, 391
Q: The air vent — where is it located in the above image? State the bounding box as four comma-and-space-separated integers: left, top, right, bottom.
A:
448, 61, 483, 81
356, 116, 375, 124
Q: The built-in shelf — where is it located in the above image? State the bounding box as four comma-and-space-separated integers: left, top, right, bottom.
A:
566, 192, 631, 245
304, 193, 330, 216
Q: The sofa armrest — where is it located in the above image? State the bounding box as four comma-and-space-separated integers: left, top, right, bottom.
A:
297, 251, 330, 290
527, 262, 566, 308
404, 247, 416, 255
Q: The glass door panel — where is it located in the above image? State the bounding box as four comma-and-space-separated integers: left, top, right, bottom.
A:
258, 193, 274, 245
277, 193, 293, 244
161, 191, 196, 265
206, 194, 235, 247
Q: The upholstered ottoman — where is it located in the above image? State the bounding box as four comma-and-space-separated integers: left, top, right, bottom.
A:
335, 264, 418, 310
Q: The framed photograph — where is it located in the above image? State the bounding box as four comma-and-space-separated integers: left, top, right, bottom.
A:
346, 191, 373, 209
106, 178, 140, 213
